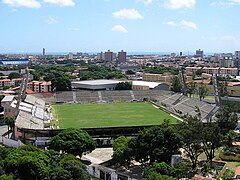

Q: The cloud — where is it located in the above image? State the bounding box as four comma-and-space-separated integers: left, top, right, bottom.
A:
164, 0, 195, 9
43, 0, 75, 6
210, 0, 240, 7
2, 0, 41, 8
112, 25, 128, 33
44, 16, 57, 24
137, 0, 152, 4
112, 9, 143, 20
68, 27, 80, 31
165, 20, 197, 30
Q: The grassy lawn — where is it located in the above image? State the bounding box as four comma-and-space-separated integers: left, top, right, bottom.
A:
53, 102, 178, 128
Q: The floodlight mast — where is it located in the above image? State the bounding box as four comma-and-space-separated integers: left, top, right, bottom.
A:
179, 66, 187, 96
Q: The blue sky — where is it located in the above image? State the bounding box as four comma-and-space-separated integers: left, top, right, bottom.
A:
0, 0, 240, 54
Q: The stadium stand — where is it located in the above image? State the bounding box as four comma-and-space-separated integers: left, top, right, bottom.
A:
14, 95, 51, 132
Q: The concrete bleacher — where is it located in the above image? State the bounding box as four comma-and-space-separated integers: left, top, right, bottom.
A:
14, 95, 51, 130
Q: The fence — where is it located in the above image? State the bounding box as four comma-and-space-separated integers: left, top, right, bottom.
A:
0, 136, 24, 148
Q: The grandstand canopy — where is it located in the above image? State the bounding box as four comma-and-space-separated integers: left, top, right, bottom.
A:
72, 79, 121, 90
0, 59, 29, 65
132, 81, 169, 89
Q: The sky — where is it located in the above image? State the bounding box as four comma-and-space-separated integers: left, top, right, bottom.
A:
0, 0, 240, 54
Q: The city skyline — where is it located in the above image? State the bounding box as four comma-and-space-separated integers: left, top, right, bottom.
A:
0, 0, 240, 53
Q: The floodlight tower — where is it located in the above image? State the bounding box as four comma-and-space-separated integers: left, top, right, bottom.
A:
15, 67, 29, 116
212, 74, 221, 106
179, 67, 187, 96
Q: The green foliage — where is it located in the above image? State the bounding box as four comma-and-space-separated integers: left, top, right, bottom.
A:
223, 169, 235, 180
173, 162, 190, 179
171, 76, 182, 93
7, 72, 20, 80
178, 115, 222, 169
30, 70, 40, 81
78, 65, 126, 80
195, 68, 203, 76
112, 136, 134, 167
48, 128, 96, 157
143, 162, 174, 177
178, 115, 203, 169
197, 83, 208, 101
215, 107, 239, 132
44, 71, 71, 91
126, 70, 135, 75
201, 122, 222, 166
0, 145, 90, 180
143, 172, 176, 180
224, 130, 240, 148
143, 66, 179, 75
115, 82, 132, 90
219, 81, 228, 97
186, 82, 196, 98
0, 175, 13, 180
134, 123, 182, 164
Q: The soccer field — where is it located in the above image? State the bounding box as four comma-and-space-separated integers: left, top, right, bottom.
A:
53, 102, 178, 128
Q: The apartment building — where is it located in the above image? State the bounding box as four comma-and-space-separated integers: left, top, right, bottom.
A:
186, 67, 239, 76
0, 78, 22, 87
28, 81, 52, 92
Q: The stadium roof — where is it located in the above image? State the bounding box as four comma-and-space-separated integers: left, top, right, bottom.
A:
72, 80, 121, 90
1, 95, 15, 102
73, 79, 121, 85
0, 59, 29, 65
132, 81, 162, 89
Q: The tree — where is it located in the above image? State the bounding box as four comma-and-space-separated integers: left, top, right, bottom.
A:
134, 122, 182, 164
219, 81, 228, 97
144, 162, 174, 177
173, 162, 190, 179
198, 83, 208, 101
223, 130, 240, 148
4, 116, 15, 138
201, 122, 222, 167
223, 169, 235, 180
178, 115, 203, 169
195, 68, 203, 76
126, 70, 135, 75
112, 136, 134, 167
48, 129, 96, 157
215, 107, 239, 133
171, 76, 182, 93
115, 82, 132, 90
4, 145, 49, 180
8, 72, 20, 80
44, 71, 71, 91
0, 145, 91, 179
187, 82, 196, 98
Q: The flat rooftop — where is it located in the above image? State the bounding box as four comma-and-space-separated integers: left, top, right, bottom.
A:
132, 81, 161, 89
1, 95, 15, 102
72, 79, 121, 85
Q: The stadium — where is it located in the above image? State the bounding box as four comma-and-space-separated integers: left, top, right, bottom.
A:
11, 89, 219, 146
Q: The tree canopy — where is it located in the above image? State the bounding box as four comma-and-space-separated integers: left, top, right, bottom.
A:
134, 122, 182, 164
8, 72, 20, 80
0, 145, 90, 180
171, 76, 182, 93
115, 82, 132, 90
48, 128, 96, 157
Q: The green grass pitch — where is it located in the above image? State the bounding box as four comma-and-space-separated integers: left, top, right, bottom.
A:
53, 102, 178, 128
